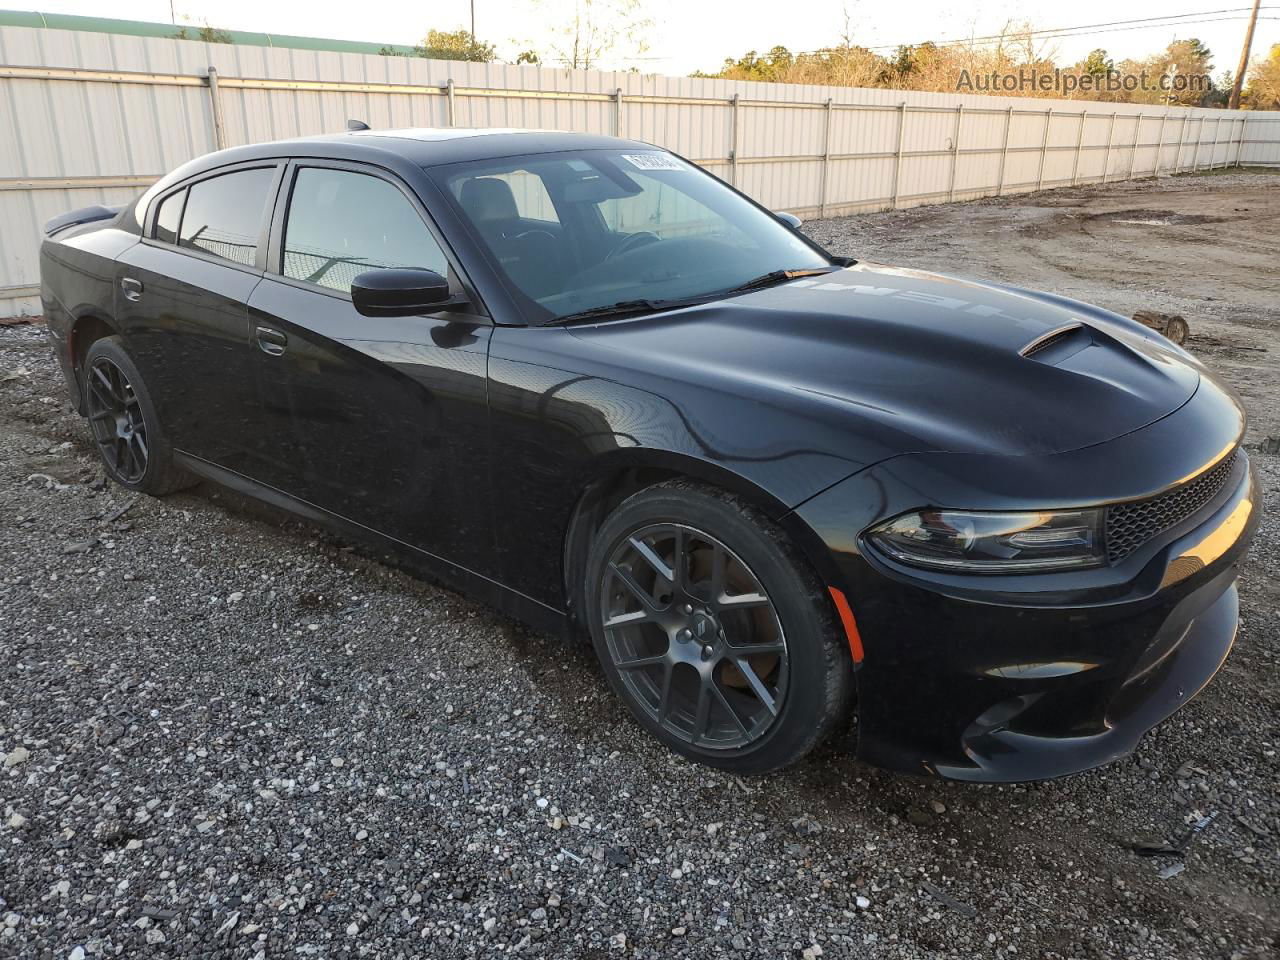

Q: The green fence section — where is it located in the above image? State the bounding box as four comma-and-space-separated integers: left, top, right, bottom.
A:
0, 9, 417, 57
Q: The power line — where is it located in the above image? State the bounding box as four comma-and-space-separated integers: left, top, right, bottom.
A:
566, 9, 1280, 68
792, 9, 1279, 55
865, 9, 1275, 50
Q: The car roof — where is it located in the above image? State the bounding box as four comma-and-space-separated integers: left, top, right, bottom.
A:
186, 128, 659, 173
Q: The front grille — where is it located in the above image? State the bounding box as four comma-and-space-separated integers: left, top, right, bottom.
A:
1105, 450, 1239, 564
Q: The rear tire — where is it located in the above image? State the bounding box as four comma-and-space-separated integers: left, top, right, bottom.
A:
83, 336, 195, 496
584, 481, 853, 774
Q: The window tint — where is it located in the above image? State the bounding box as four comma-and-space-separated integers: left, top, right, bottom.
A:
452, 169, 558, 223
438, 151, 827, 321
597, 171, 745, 243
283, 167, 448, 293
153, 188, 185, 245
178, 167, 275, 267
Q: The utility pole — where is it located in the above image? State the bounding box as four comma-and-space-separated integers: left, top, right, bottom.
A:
470, 0, 476, 40
1228, 0, 1263, 109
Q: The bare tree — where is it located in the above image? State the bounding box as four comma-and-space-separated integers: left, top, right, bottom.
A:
534, 0, 652, 70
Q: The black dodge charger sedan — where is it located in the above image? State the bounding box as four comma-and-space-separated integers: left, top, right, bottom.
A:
39, 128, 1257, 781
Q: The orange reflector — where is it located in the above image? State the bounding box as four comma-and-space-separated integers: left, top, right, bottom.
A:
828, 586, 864, 663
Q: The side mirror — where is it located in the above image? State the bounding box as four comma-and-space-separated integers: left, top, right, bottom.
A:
350, 268, 467, 318
775, 211, 803, 230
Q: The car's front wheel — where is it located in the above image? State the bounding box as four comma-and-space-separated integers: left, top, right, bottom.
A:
83, 336, 194, 496
585, 481, 853, 773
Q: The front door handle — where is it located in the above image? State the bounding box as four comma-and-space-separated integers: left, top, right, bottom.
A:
255, 325, 288, 356
120, 277, 143, 302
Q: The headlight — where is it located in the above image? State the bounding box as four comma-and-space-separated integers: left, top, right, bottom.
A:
867, 508, 1104, 573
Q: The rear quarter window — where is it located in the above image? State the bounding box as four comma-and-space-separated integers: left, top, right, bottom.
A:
152, 189, 185, 245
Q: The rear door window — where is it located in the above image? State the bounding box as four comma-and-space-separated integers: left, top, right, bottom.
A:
178, 167, 276, 267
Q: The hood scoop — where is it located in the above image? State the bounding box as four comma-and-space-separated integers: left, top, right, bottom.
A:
1020, 322, 1089, 362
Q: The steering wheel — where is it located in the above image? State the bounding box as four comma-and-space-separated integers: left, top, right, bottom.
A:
511, 228, 559, 246
605, 231, 660, 262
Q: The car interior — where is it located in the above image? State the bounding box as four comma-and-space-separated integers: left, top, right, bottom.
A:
446, 155, 796, 318
457, 176, 567, 300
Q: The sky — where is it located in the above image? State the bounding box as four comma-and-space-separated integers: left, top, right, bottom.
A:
18, 0, 1280, 80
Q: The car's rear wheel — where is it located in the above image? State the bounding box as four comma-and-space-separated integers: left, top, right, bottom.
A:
83, 336, 194, 496
585, 481, 853, 773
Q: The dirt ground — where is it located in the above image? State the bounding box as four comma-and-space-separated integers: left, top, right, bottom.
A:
0, 170, 1277, 960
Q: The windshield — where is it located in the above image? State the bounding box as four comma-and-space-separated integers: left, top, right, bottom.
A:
432, 149, 830, 322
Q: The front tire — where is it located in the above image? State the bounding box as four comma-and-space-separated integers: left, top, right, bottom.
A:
585, 481, 853, 774
83, 336, 194, 496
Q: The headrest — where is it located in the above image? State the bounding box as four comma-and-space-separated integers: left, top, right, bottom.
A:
459, 177, 519, 222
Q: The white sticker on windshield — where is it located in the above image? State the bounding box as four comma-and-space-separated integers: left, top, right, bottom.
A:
621, 153, 685, 171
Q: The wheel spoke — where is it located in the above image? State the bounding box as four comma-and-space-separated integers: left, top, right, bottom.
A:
609, 562, 661, 612
131, 431, 148, 461
615, 653, 666, 671
691, 680, 712, 745
670, 527, 687, 589
94, 365, 124, 406
602, 608, 649, 629
717, 590, 770, 610
88, 379, 115, 413
732, 657, 778, 716
110, 363, 127, 403
724, 639, 786, 656
657, 662, 673, 723
708, 543, 727, 598
89, 408, 115, 423
123, 438, 139, 477
709, 679, 749, 736
628, 536, 674, 583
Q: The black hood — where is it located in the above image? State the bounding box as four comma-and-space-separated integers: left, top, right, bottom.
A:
568, 262, 1202, 458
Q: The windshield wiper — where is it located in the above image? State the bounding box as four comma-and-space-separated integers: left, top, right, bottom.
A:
542, 297, 701, 326
542, 266, 844, 326
721, 266, 841, 295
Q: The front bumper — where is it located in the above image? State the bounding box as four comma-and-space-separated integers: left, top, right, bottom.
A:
796, 428, 1258, 783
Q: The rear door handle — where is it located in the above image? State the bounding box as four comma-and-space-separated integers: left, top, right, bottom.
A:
120, 277, 143, 302
255, 325, 288, 356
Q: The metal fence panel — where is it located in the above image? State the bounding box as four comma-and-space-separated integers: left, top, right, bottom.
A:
2, 24, 1279, 316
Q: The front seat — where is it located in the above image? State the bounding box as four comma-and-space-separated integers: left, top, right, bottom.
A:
458, 177, 563, 300
459, 177, 521, 244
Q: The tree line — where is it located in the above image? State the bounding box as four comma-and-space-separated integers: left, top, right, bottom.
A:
170, 11, 1280, 110
699, 32, 1280, 110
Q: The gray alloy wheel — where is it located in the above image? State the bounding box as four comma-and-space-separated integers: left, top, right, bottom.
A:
85, 353, 149, 484
82, 336, 195, 496
586, 481, 853, 773
599, 522, 790, 750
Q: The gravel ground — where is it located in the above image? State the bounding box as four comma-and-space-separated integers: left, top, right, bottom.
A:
2, 171, 1278, 960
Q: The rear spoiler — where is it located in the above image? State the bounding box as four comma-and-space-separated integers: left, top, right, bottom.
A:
44, 204, 123, 237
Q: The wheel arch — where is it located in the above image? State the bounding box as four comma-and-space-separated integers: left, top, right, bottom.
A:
561, 449, 845, 641
67, 310, 121, 414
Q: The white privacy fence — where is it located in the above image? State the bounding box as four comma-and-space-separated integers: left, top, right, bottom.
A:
2, 24, 1280, 317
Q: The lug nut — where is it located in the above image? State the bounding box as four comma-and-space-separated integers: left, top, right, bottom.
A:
701, 645, 714, 660
682, 604, 693, 614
